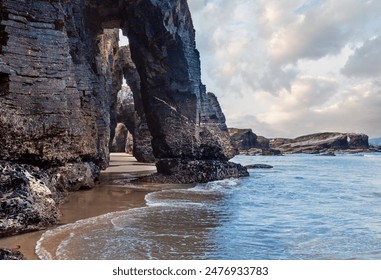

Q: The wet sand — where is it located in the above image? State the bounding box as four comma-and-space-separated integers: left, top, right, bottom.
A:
0, 153, 157, 260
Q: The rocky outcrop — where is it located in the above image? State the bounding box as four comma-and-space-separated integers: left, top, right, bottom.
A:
228, 128, 272, 156
47, 162, 100, 192
0, 248, 25, 260
123, 1, 239, 164
229, 128, 258, 151
347, 133, 369, 149
116, 1, 242, 177
0, 161, 60, 237
0, 1, 119, 170
271, 132, 370, 154
245, 164, 273, 169
229, 128, 270, 151
110, 123, 128, 153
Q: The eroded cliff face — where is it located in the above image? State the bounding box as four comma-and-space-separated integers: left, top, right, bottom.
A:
0, 0, 246, 235
0, 0, 118, 170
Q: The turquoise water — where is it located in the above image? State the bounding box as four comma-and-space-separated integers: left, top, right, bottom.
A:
36, 153, 381, 259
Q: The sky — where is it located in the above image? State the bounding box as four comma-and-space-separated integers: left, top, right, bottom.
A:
187, 0, 381, 138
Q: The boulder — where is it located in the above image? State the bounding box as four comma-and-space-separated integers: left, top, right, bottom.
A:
110, 123, 128, 153
0, 161, 60, 237
48, 162, 100, 192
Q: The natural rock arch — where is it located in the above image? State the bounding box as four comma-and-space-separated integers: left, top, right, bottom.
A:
0, 0, 247, 184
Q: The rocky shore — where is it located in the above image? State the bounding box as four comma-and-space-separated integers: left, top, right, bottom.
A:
0, 153, 157, 259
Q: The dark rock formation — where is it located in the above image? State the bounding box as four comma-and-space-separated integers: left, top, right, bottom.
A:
245, 164, 273, 169
0, 161, 60, 236
347, 133, 369, 149
320, 152, 336, 156
229, 128, 270, 151
123, 1, 239, 165
109, 121, 134, 153
228, 128, 271, 155
47, 162, 99, 192
111, 123, 128, 153
0, 247, 25, 260
261, 149, 282, 156
115, 1, 241, 178
0, 0, 248, 236
256, 136, 271, 149
271, 132, 370, 154
0, 1, 119, 170
0, 0, 122, 236
114, 9, 240, 168
229, 128, 258, 150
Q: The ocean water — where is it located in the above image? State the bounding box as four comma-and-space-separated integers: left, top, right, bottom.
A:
36, 153, 381, 260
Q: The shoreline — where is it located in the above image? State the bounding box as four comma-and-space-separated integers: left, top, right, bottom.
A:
0, 153, 157, 260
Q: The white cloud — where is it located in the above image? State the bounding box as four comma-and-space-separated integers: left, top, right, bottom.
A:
259, 0, 381, 63
188, 0, 381, 138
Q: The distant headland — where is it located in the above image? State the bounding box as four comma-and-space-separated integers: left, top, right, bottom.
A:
228, 128, 381, 156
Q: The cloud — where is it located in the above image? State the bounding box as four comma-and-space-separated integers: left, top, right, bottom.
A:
254, 79, 381, 138
188, 0, 381, 138
341, 36, 381, 78
259, 0, 381, 64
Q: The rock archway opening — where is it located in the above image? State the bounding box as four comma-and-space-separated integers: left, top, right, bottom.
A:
108, 27, 155, 162
1, 0, 247, 185
88, 0, 247, 181
109, 28, 138, 158
118, 29, 129, 48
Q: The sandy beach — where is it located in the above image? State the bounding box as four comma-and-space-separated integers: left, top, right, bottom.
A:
0, 153, 157, 260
